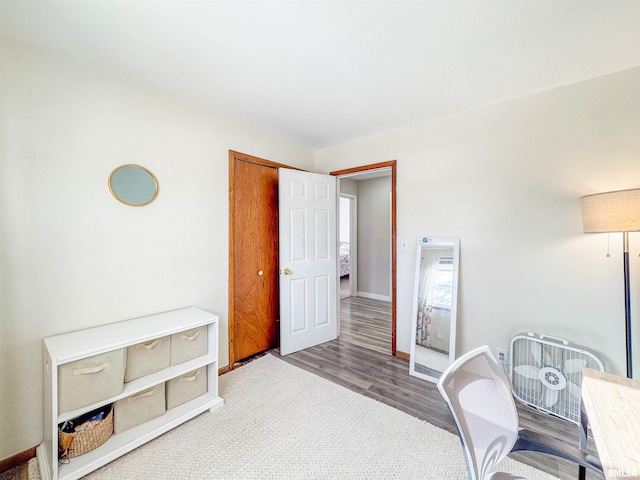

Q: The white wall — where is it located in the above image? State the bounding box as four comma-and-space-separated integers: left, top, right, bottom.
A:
0, 38, 314, 460
339, 177, 357, 196
316, 67, 640, 369
356, 177, 392, 299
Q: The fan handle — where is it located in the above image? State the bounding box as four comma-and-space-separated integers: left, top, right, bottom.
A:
539, 334, 569, 345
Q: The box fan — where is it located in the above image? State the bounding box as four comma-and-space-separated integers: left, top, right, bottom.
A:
509, 332, 604, 425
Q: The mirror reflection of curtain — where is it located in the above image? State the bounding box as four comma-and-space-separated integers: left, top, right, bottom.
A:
416, 253, 439, 347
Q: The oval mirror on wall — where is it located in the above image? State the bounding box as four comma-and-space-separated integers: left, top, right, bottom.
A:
108, 164, 158, 207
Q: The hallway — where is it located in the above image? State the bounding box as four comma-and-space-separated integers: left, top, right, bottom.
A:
339, 295, 392, 355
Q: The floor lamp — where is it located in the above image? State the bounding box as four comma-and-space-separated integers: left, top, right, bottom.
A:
581, 188, 640, 379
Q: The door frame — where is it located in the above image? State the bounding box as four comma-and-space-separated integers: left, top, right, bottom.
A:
339, 193, 357, 298
228, 150, 301, 370
330, 160, 397, 356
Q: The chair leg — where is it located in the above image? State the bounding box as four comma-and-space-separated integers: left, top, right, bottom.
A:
579, 400, 590, 452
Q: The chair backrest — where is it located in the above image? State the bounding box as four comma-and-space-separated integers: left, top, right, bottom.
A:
437, 346, 520, 480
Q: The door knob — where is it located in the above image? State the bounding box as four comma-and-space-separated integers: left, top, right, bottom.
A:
258, 270, 264, 276
282, 268, 292, 275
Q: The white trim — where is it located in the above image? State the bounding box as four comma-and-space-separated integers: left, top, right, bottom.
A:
36, 444, 50, 480
338, 166, 391, 181
356, 291, 391, 302
339, 192, 357, 297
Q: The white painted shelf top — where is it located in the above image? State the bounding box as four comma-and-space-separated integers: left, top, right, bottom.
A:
44, 307, 217, 364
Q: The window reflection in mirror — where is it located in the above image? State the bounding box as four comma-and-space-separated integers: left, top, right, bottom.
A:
432, 257, 453, 308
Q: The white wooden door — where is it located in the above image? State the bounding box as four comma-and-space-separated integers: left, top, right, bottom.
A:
279, 168, 338, 355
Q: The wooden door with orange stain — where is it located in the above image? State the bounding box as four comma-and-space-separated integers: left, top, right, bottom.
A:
229, 152, 281, 364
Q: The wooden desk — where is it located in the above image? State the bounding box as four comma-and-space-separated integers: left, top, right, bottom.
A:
580, 368, 640, 480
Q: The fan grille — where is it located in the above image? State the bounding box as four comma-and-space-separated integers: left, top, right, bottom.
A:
510, 334, 604, 425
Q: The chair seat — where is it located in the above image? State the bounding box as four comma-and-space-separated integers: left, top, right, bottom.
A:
486, 473, 528, 480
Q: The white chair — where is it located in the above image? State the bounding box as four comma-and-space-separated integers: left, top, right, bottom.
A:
437, 345, 603, 480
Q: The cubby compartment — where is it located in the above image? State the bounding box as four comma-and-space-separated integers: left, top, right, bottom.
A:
124, 336, 170, 382
166, 367, 207, 410
58, 349, 125, 414
170, 326, 208, 365
114, 384, 165, 434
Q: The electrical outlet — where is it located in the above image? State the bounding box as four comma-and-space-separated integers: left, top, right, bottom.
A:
496, 347, 508, 365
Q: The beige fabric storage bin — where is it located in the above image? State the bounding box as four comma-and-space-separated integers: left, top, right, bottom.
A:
124, 336, 170, 382
58, 349, 125, 414
114, 383, 165, 434
166, 367, 207, 409
170, 326, 208, 365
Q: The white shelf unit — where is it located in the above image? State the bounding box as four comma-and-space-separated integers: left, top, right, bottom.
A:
37, 307, 224, 480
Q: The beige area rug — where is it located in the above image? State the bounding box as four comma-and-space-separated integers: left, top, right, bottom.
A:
67, 354, 559, 479
0, 458, 39, 480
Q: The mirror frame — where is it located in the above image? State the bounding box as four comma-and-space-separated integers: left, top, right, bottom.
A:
409, 236, 460, 383
108, 164, 159, 207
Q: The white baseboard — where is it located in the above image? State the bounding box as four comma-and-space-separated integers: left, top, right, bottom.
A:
356, 291, 391, 302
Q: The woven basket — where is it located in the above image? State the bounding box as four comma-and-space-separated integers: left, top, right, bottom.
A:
59, 406, 113, 458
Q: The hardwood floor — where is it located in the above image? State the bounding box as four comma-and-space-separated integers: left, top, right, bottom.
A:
274, 296, 601, 480
338, 295, 392, 355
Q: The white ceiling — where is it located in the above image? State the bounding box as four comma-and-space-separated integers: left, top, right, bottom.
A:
2, 1, 639, 148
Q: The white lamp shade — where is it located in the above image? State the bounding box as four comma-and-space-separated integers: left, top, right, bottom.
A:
581, 188, 640, 233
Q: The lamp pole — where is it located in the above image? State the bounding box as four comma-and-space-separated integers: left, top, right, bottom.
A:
623, 232, 633, 378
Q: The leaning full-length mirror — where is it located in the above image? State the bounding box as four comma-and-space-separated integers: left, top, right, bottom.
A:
409, 236, 460, 383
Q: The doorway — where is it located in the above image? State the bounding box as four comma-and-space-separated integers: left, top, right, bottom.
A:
331, 161, 397, 356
